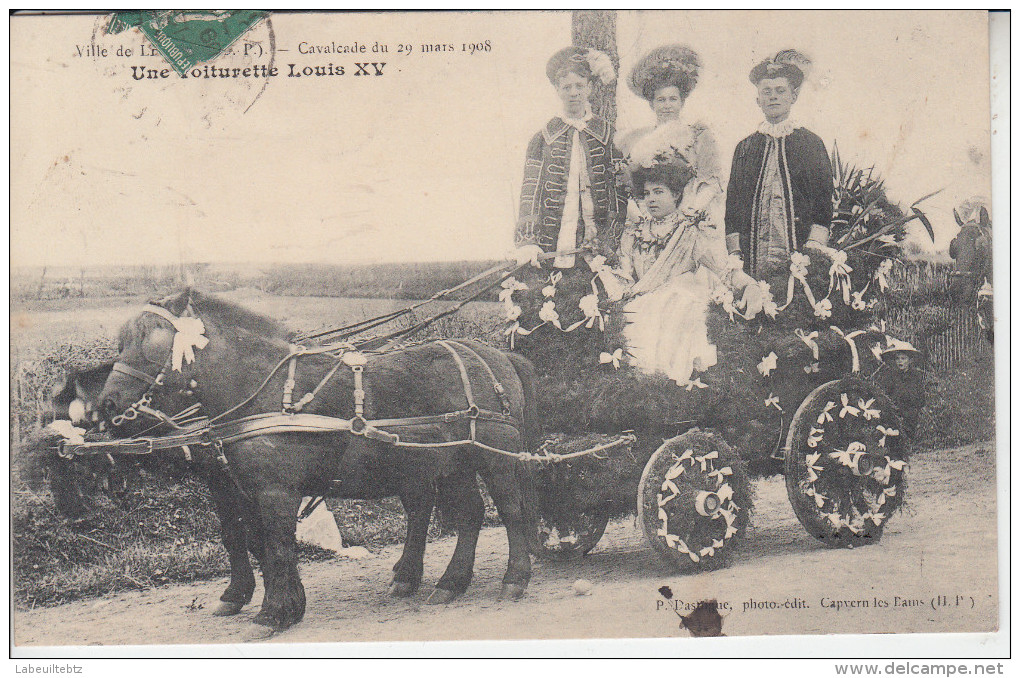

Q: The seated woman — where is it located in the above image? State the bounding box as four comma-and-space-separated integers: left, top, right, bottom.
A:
619, 154, 763, 386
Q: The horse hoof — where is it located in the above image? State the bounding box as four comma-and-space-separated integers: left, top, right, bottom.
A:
389, 581, 418, 598
212, 600, 245, 616
498, 584, 526, 601
241, 623, 277, 643
426, 588, 458, 605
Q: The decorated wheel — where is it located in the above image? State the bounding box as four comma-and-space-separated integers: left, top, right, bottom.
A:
784, 378, 909, 548
637, 430, 753, 571
536, 508, 611, 560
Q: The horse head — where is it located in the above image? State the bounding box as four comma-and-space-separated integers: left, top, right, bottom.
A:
949, 202, 993, 305
98, 287, 207, 435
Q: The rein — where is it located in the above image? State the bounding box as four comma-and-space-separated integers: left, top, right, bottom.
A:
62, 249, 633, 468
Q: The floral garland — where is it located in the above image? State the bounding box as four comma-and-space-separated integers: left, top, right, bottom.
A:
796, 390, 906, 535
501, 246, 898, 391
654, 447, 742, 562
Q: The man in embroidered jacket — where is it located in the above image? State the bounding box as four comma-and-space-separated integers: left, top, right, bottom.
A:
515, 46, 626, 270
725, 52, 833, 279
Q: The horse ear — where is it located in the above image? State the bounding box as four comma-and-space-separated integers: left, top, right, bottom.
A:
151, 287, 192, 316
978, 207, 991, 228
953, 209, 965, 228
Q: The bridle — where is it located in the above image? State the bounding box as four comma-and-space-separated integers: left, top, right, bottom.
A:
108, 304, 200, 429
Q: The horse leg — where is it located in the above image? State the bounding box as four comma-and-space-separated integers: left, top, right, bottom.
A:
251, 486, 306, 632
478, 463, 532, 601
204, 468, 256, 617
390, 486, 435, 597
428, 470, 484, 605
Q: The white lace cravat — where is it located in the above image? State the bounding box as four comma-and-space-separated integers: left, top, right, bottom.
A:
757, 118, 799, 138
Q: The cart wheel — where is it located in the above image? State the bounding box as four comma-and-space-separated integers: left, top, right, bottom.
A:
536, 508, 610, 560
637, 430, 753, 571
784, 378, 909, 548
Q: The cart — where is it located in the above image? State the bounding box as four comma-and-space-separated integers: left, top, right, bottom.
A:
507, 247, 914, 570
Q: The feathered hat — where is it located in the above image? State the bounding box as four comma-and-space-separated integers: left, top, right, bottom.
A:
628, 44, 701, 102
546, 46, 617, 86
749, 49, 812, 89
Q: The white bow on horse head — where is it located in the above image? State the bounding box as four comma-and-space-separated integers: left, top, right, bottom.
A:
144, 304, 210, 372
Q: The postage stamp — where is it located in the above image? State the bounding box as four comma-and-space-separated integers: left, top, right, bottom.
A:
106, 10, 268, 75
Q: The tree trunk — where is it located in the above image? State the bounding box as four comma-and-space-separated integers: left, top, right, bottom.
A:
572, 10, 619, 127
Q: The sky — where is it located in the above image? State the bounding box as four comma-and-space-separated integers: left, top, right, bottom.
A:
10, 11, 992, 267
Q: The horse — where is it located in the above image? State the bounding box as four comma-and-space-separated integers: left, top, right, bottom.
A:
51, 287, 540, 635
948, 202, 993, 343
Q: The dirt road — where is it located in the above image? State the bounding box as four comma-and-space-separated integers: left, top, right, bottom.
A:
13, 442, 999, 646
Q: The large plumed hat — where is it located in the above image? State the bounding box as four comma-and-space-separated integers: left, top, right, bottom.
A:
546, 46, 617, 86
749, 49, 812, 89
628, 44, 701, 102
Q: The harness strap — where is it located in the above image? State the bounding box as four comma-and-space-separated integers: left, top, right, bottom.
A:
293, 358, 346, 413
282, 354, 299, 412
112, 361, 159, 386
447, 340, 513, 415
436, 340, 478, 441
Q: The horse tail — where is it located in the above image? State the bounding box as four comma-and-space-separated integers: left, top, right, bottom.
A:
506, 351, 542, 556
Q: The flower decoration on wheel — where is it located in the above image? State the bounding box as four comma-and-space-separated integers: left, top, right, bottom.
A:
654, 448, 744, 563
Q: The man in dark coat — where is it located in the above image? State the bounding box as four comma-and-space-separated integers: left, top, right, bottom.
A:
724, 51, 833, 278
514, 46, 625, 270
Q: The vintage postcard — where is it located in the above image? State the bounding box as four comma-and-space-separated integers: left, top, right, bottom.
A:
9, 10, 1005, 657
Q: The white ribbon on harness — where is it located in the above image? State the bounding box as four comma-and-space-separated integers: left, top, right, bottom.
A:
145, 305, 209, 372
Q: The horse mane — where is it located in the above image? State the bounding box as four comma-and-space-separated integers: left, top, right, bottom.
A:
187, 290, 293, 341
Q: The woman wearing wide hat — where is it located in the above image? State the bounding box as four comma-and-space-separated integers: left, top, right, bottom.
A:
617, 149, 762, 386
619, 44, 723, 229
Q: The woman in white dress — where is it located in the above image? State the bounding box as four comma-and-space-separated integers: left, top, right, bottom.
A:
619, 155, 762, 385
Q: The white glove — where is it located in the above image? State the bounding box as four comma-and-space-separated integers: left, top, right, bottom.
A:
803, 238, 837, 259
513, 245, 543, 268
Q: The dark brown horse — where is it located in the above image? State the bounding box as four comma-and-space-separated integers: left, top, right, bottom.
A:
53, 288, 539, 634
948, 203, 993, 342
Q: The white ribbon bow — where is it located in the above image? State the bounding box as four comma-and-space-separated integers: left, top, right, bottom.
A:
876, 425, 899, 447
758, 351, 778, 377
858, 398, 880, 420
599, 348, 623, 369
695, 450, 719, 472
168, 316, 209, 372
795, 329, 820, 361
805, 452, 824, 482
816, 400, 836, 425
827, 249, 854, 305
707, 466, 732, 485
839, 393, 860, 418
831, 325, 865, 372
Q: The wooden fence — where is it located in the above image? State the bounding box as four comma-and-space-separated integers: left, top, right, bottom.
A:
881, 305, 992, 369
